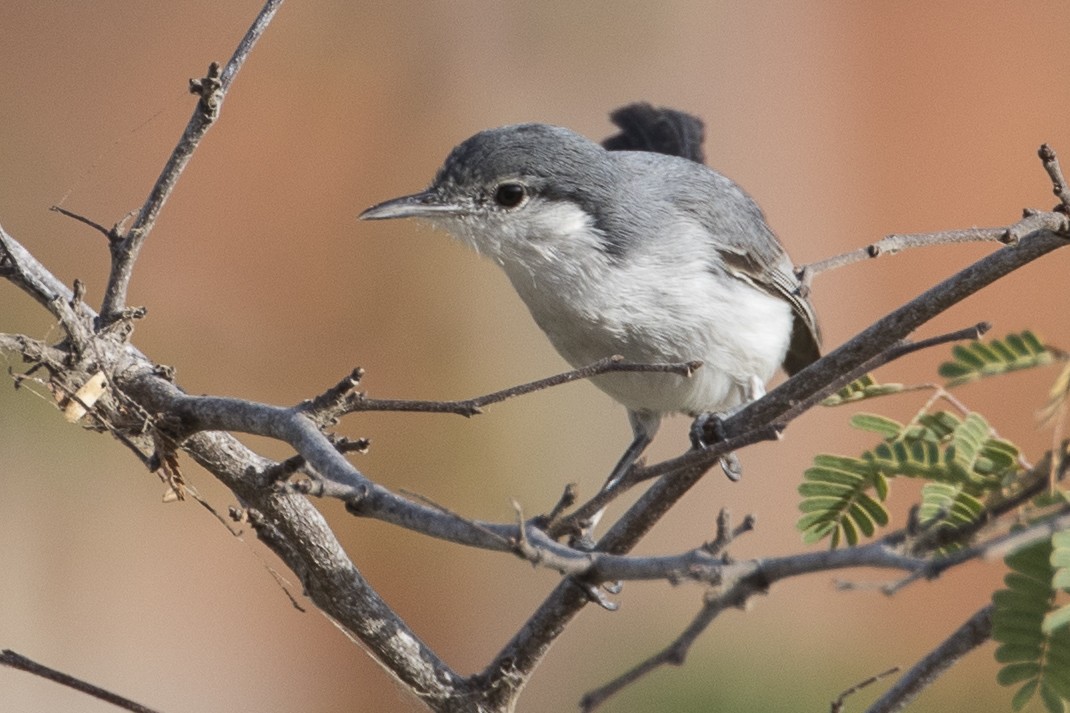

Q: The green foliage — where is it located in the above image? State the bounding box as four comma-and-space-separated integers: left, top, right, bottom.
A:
939, 331, 1056, 387
1044, 530, 1070, 634
798, 331, 1070, 711
916, 482, 985, 551
797, 455, 889, 547
822, 375, 908, 406
798, 409, 1016, 548
994, 540, 1070, 712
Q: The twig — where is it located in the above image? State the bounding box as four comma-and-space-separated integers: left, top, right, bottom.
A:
863, 606, 993, 713
800, 181, 1070, 287
0, 649, 163, 713
1039, 143, 1070, 212
344, 357, 702, 417
99, 0, 285, 322
580, 526, 761, 713
48, 205, 114, 240
299, 367, 366, 425
798, 227, 1014, 286
831, 667, 901, 713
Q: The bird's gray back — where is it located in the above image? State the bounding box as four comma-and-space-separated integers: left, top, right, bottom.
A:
602, 151, 783, 264
606, 150, 821, 370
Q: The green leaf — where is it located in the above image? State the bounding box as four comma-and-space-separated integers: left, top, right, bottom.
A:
821, 375, 908, 406
1011, 679, 1039, 711
940, 331, 1057, 387
996, 642, 1044, 663
995, 589, 1055, 617
850, 413, 905, 439
799, 481, 857, 498
999, 661, 1042, 685
847, 502, 875, 537
994, 538, 1070, 713
854, 492, 890, 527
1045, 605, 1070, 634
797, 452, 888, 548
802, 465, 869, 488
1039, 680, 1066, 713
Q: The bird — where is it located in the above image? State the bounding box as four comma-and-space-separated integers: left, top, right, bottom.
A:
360, 103, 819, 494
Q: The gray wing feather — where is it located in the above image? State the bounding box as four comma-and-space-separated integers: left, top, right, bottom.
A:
634, 154, 822, 373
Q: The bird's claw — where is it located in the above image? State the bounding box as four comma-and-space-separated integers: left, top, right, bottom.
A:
578, 580, 621, 611
690, 413, 743, 481
719, 453, 742, 482
689, 412, 727, 449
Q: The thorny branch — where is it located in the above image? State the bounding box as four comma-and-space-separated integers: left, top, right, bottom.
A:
4, 187, 1070, 713
2, 4, 1069, 709
97, 0, 285, 324
4, 201, 1065, 710
301, 357, 700, 425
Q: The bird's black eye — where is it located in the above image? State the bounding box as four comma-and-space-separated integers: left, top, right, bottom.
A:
493, 182, 527, 208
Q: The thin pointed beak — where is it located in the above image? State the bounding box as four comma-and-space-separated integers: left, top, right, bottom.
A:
359, 190, 466, 221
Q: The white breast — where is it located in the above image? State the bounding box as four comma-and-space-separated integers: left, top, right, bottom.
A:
496, 207, 794, 417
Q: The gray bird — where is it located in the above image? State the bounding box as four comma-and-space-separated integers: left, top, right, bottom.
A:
360, 104, 819, 492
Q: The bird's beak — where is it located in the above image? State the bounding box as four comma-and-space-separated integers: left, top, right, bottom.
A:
359, 190, 465, 221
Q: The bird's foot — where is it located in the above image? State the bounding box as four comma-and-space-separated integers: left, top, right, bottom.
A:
690, 412, 743, 482
569, 529, 624, 599
689, 411, 727, 449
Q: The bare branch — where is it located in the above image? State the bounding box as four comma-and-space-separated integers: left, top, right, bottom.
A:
48, 205, 115, 240
0, 649, 163, 713
832, 668, 901, 713
0, 225, 76, 312
333, 357, 702, 419
1039, 143, 1070, 212
863, 606, 994, 713
798, 227, 1014, 284
99, 0, 286, 323
0, 332, 68, 372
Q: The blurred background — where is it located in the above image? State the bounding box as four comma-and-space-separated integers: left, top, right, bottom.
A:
2, 2, 1069, 711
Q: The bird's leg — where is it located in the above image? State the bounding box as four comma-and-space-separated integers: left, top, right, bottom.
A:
603, 427, 654, 492
571, 411, 659, 549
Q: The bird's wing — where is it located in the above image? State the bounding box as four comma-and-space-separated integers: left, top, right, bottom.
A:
602, 106, 821, 374
716, 242, 821, 375
667, 161, 822, 374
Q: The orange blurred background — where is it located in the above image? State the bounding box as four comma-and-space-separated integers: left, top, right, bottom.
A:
2, 2, 1069, 711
